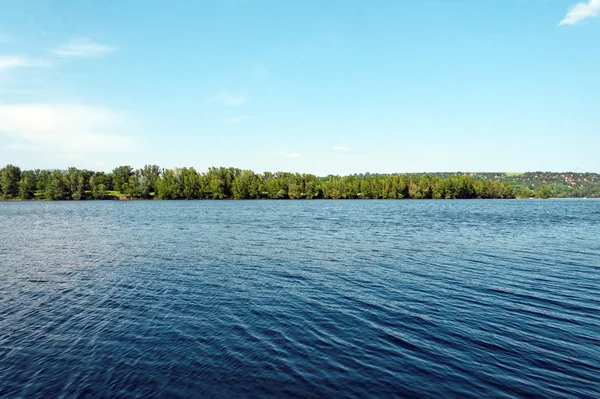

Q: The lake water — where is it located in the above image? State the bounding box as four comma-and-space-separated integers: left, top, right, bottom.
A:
1, 200, 599, 398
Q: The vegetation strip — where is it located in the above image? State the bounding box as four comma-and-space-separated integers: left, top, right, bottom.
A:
2, 165, 595, 200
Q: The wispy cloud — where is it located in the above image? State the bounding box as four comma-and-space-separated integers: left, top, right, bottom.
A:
47, 38, 117, 58
285, 152, 302, 158
0, 103, 136, 153
333, 146, 351, 153
225, 115, 255, 124
211, 91, 246, 106
559, 0, 600, 26
0, 55, 47, 70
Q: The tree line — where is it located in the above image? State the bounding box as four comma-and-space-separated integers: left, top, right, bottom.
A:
0, 164, 518, 200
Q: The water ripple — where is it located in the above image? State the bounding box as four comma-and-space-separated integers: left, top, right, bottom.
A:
1, 200, 599, 398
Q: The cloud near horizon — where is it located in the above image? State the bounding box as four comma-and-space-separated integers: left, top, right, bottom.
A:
47, 38, 117, 58
0, 103, 136, 154
559, 0, 600, 25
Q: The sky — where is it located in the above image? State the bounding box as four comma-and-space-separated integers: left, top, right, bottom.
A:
0, 0, 599, 175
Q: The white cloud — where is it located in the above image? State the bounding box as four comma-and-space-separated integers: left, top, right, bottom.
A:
559, 0, 600, 26
333, 146, 351, 152
0, 55, 47, 70
47, 38, 117, 58
211, 91, 246, 106
273, 150, 302, 159
0, 103, 136, 153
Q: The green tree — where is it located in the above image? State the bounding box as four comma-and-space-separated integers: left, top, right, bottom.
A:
133, 168, 154, 199
126, 175, 139, 199
18, 170, 37, 200
303, 174, 319, 199
0, 164, 22, 199
205, 167, 226, 199
181, 167, 200, 199
45, 170, 66, 200
432, 178, 446, 199
287, 173, 302, 199
157, 168, 182, 199
112, 166, 133, 193
63, 167, 86, 200
36, 170, 50, 193
90, 175, 107, 199
140, 165, 161, 196
537, 185, 552, 199
408, 178, 422, 199
516, 187, 535, 199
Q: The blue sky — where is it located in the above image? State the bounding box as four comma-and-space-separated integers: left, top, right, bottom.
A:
0, 0, 599, 174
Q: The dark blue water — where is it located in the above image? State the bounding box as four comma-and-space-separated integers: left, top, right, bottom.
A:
1, 200, 599, 398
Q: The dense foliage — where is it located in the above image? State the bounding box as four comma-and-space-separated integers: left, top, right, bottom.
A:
403, 172, 600, 198
0, 164, 519, 200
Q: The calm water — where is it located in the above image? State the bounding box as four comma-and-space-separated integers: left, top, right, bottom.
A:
1, 200, 599, 398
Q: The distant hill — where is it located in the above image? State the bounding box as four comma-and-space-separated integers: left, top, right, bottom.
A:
397, 172, 600, 198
